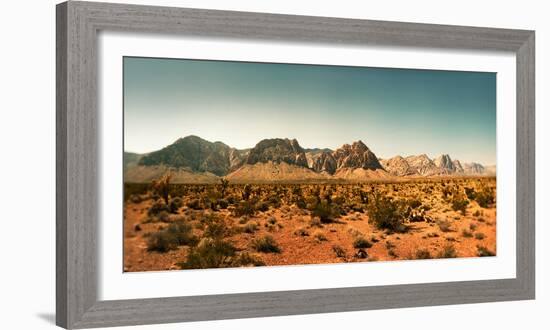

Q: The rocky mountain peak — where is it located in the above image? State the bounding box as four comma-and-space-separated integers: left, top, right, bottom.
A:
246, 138, 308, 167
333, 140, 383, 170
434, 154, 455, 172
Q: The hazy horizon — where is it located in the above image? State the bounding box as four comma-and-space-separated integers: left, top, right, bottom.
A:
124, 57, 496, 165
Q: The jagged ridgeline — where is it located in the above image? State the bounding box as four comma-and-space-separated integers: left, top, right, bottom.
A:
124, 135, 495, 183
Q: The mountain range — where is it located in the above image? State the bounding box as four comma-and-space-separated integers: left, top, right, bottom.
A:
124, 135, 495, 183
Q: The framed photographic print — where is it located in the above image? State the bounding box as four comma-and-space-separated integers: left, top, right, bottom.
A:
56, 1, 535, 328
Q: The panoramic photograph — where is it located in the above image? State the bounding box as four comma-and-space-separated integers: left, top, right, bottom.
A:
123, 56, 497, 272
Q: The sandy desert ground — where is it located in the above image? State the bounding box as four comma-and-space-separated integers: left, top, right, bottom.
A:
123, 177, 496, 272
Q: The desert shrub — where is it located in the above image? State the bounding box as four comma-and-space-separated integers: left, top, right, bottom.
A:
438, 244, 458, 258
353, 236, 373, 249
464, 187, 476, 200
267, 216, 277, 225
462, 229, 474, 238
313, 231, 328, 242
366, 194, 407, 232
157, 210, 170, 222
147, 221, 197, 252
415, 249, 432, 259
129, 194, 143, 204
242, 184, 252, 200
474, 187, 494, 208
148, 200, 169, 216
475, 232, 486, 240
151, 173, 171, 204
295, 198, 307, 209
469, 223, 478, 231
477, 245, 496, 257
179, 238, 237, 269
267, 195, 282, 208
294, 227, 309, 236
186, 199, 201, 210
251, 235, 281, 253
243, 221, 259, 234
332, 245, 346, 258
385, 240, 396, 249
408, 199, 422, 209
168, 197, 183, 213
437, 219, 453, 233
231, 252, 265, 267
451, 195, 469, 215
219, 178, 229, 197
204, 221, 230, 239
255, 201, 269, 212
233, 200, 255, 217
305, 196, 320, 210
217, 199, 229, 209
312, 200, 339, 223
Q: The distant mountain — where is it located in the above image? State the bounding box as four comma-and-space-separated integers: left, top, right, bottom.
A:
463, 162, 487, 175
124, 135, 494, 183
333, 140, 383, 171
452, 159, 464, 173
308, 151, 337, 174
137, 135, 234, 176
246, 138, 309, 168
380, 154, 493, 177
380, 156, 416, 176
405, 154, 442, 176
124, 152, 143, 170
434, 154, 456, 174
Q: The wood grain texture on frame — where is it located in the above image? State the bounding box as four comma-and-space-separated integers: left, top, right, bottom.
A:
56, 1, 535, 328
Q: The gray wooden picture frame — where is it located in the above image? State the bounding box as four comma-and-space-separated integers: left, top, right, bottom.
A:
56, 1, 535, 328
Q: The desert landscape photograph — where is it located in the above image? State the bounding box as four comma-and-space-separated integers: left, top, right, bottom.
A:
123, 56, 497, 272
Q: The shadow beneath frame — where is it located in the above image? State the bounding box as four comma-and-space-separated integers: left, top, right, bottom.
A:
36, 313, 56, 325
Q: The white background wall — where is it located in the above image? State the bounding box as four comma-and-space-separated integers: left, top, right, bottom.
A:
0, 0, 547, 329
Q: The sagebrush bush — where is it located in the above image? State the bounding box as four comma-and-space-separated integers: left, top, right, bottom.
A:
251, 235, 281, 253
474, 187, 494, 208
179, 238, 237, 269
168, 196, 183, 213
147, 200, 169, 216
451, 195, 469, 215
332, 245, 346, 258
352, 236, 372, 249
147, 221, 197, 252
233, 200, 255, 217
366, 194, 406, 232
415, 249, 432, 259
477, 245, 495, 257
475, 232, 486, 240
243, 221, 259, 234
312, 200, 339, 223
438, 244, 458, 258
462, 229, 474, 238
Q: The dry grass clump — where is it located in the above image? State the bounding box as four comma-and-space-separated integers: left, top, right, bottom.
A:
332, 245, 346, 258
415, 249, 432, 259
251, 235, 281, 253
438, 244, 458, 258
146, 221, 197, 253
353, 236, 373, 249
477, 245, 495, 257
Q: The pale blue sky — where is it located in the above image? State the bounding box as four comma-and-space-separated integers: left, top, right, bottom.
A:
124, 57, 496, 165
